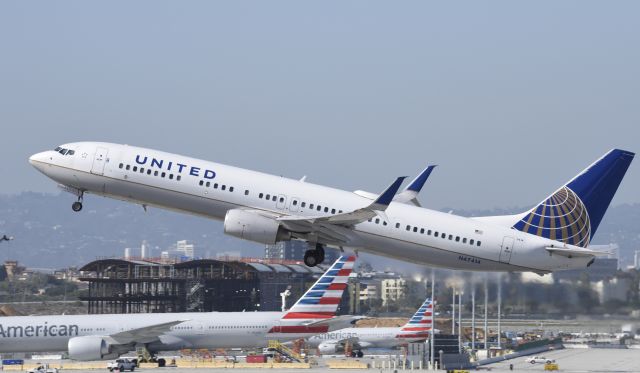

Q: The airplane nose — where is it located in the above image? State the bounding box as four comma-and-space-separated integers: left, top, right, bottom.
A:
29, 151, 52, 168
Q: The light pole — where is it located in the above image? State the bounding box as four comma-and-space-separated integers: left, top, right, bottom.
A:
471, 277, 476, 351
430, 269, 435, 370
458, 289, 462, 353
451, 287, 456, 334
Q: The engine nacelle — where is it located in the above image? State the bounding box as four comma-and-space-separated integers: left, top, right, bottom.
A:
224, 209, 290, 245
318, 342, 339, 354
68, 336, 118, 361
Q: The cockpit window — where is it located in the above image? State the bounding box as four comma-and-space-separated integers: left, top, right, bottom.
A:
54, 146, 75, 156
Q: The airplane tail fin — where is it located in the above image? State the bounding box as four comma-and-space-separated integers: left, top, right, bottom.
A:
511, 149, 634, 247
396, 298, 433, 340
269, 256, 355, 335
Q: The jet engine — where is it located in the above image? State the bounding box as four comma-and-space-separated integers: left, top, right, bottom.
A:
224, 209, 290, 245
68, 336, 118, 361
318, 341, 340, 354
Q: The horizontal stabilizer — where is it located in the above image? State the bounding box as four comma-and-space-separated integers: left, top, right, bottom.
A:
545, 246, 611, 258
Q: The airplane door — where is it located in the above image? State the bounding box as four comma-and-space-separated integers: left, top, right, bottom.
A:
499, 236, 515, 263
276, 195, 287, 210
90, 147, 109, 175
289, 197, 300, 213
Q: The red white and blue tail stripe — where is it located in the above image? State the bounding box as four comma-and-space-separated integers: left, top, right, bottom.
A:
396, 297, 433, 340
268, 255, 355, 335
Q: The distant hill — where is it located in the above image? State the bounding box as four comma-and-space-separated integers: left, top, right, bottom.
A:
0, 192, 638, 269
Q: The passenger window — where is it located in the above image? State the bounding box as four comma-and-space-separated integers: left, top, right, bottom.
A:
455, 236, 460, 242
396, 223, 400, 228
383, 221, 387, 226
230, 187, 234, 192
119, 163, 123, 169
442, 233, 447, 239
449, 234, 453, 240
244, 190, 249, 196
470, 239, 475, 245
324, 207, 329, 212
214, 183, 218, 189
463, 238, 467, 243
169, 174, 174, 179
126, 165, 130, 170
140, 168, 144, 173
177, 175, 181, 181
199, 180, 204, 186
259, 193, 264, 199
339, 210, 343, 213
154, 171, 159, 176
375, 218, 380, 224
477, 241, 481, 246
133, 166, 138, 172
272, 195, 276, 201
161, 172, 166, 178
331, 208, 336, 214
301, 202, 306, 207
293, 200, 297, 206
280, 197, 285, 203
406, 225, 411, 231
147, 169, 152, 175
206, 181, 211, 187
317, 205, 321, 211
434, 231, 439, 237
413, 227, 418, 233
222, 185, 226, 191
420, 228, 424, 234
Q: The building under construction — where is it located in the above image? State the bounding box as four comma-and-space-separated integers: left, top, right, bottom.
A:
79, 258, 336, 314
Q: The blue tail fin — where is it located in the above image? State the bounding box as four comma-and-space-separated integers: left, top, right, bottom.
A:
512, 149, 634, 247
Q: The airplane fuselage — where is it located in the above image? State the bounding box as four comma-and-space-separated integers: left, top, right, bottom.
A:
29, 142, 594, 273
0, 312, 291, 353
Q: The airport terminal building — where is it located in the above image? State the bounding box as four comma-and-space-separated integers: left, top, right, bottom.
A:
78, 258, 340, 314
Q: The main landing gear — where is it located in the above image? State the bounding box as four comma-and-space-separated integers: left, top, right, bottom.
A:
304, 243, 325, 267
71, 192, 84, 212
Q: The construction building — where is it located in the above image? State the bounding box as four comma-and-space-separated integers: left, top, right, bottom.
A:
78, 258, 341, 314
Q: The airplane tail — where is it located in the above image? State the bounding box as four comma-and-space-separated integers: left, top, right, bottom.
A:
396, 298, 434, 340
269, 256, 355, 335
510, 149, 634, 247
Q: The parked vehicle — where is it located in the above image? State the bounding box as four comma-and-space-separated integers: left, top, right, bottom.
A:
107, 358, 136, 371
525, 356, 555, 364
27, 364, 59, 373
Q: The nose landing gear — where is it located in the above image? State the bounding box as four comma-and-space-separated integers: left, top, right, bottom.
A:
71, 193, 84, 212
303, 243, 325, 267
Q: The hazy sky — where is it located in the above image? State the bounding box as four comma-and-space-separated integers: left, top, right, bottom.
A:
1, 1, 638, 211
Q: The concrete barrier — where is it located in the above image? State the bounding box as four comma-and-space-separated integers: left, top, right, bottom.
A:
325, 359, 369, 369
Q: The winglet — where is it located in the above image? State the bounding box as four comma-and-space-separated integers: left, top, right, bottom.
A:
374, 177, 407, 206
406, 165, 436, 192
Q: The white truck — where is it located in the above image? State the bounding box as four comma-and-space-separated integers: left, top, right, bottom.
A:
27, 364, 59, 373
107, 358, 136, 371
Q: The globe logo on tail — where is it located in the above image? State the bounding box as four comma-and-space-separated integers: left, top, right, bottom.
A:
513, 187, 591, 247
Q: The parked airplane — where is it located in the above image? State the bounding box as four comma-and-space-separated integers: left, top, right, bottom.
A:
30, 143, 634, 273
306, 297, 436, 357
0, 256, 356, 360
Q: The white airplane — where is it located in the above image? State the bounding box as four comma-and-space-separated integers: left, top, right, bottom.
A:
307, 297, 436, 357
29, 142, 634, 273
0, 256, 356, 360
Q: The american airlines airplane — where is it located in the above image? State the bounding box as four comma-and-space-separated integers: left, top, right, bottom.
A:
29, 142, 634, 273
0, 256, 356, 360
307, 297, 436, 357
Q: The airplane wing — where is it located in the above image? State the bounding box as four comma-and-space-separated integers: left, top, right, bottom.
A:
108, 320, 187, 345
279, 177, 406, 225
